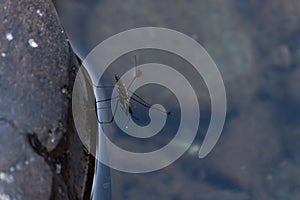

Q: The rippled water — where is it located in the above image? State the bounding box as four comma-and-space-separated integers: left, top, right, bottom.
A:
55, 0, 300, 199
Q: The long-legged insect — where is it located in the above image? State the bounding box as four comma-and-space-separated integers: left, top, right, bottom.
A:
95, 56, 170, 126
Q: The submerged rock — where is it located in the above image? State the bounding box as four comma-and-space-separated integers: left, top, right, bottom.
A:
269, 45, 292, 69
206, 102, 283, 200
285, 67, 300, 105
260, 0, 300, 40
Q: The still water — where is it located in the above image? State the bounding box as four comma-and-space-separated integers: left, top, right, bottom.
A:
55, 0, 300, 199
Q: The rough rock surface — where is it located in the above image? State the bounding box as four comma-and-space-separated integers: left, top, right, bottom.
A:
0, 0, 89, 199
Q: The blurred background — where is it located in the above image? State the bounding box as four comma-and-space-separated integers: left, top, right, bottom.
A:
54, 0, 300, 199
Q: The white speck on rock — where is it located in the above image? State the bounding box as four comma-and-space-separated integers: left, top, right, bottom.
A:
5, 33, 13, 41
28, 6, 34, 12
3, 17, 8, 24
61, 88, 68, 94
55, 163, 61, 174
0, 193, 10, 200
15, 161, 23, 171
28, 39, 38, 48
9, 167, 14, 173
0, 172, 14, 184
1, 52, 6, 57
36, 9, 43, 17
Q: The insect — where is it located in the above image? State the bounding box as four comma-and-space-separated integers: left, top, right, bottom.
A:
94, 56, 170, 127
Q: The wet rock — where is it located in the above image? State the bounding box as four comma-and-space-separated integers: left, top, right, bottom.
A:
0, 120, 52, 200
52, 0, 93, 58
0, 0, 69, 151
0, 0, 89, 199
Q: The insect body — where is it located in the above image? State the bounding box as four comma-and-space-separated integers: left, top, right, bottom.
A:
115, 74, 131, 116
95, 56, 170, 126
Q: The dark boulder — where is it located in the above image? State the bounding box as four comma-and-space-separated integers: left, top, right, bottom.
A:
0, 0, 90, 199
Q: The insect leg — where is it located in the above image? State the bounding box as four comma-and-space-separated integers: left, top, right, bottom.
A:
128, 106, 140, 121
96, 100, 119, 124
127, 90, 149, 105
130, 96, 171, 115
94, 85, 115, 89
128, 90, 171, 114
126, 75, 137, 91
88, 96, 117, 112
96, 96, 118, 103
124, 116, 130, 129
126, 55, 142, 90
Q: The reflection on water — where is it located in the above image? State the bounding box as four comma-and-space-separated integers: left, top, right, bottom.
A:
55, 0, 300, 199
